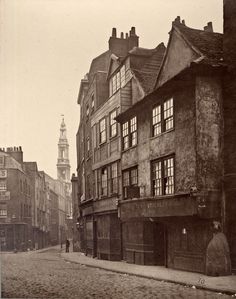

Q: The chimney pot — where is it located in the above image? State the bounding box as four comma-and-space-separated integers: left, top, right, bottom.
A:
182, 20, 186, 25
120, 32, 124, 39
126, 33, 128, 39
130, 26, 136, 36
112, 28, 117, 38
204, 21, 213, 32
176, 16, 181, 23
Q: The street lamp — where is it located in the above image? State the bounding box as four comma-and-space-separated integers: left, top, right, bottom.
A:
12, 214, 16, 252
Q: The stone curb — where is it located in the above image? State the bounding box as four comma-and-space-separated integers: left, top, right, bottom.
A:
61, 253, 236, 296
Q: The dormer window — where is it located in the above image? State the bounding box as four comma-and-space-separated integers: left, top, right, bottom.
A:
109, 62, 130, 97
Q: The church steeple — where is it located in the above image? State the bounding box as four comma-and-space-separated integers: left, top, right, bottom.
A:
57, 116, 71, 182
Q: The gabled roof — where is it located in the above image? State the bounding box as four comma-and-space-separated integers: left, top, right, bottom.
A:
132, 43, 166, 94
155, 19, 223, 89
174, 22, 223, 66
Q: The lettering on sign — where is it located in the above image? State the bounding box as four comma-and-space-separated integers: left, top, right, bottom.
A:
0, 170, 7, 178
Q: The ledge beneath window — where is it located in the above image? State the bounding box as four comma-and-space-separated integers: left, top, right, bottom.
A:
150, 128, 175, 141
122, 144, 138, 153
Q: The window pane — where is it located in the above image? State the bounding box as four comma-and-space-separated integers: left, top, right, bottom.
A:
123, 136, 129, 150
99, 118, 106, 143
152, 161, 162, 196
130, 168, 138, 185
130, 117, 137, 133
122, 122, 129, 136
152, 105, 161, 136
110, 110, 117, 137
111, 163, 118, 193
164, 157, 174, 195
116, 72, 121, 90
123, 171, 130, 186
163, 98, 174, 132
101, 168, 108, 196
120, 65, 126, 87
131, 131, 137, 147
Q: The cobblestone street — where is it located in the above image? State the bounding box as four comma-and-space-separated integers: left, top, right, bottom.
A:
0, 248, 232, 299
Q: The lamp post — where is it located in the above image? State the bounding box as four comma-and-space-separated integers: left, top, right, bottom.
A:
12, 214, 16, 252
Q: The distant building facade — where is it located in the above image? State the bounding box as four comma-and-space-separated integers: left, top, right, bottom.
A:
0, 147, 32, 251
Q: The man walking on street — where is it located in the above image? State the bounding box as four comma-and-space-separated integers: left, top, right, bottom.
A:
66, 239, 70, 253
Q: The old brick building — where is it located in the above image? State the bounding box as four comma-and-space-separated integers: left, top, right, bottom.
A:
75, 2, 236, 275
76, 28, 166, 259
116, 3, 236, 274
0, 147, 32, 251
117, 17, 223, 273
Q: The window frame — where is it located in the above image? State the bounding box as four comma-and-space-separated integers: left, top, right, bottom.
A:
151, 156, 175, 196
152, 97, 174, 137
110, 162, 118, 194
101, 167, 108, 197
99, 117, 107, 144
122, 116, 137, 150
109, 109, 117, 138
122, 166, 138, 199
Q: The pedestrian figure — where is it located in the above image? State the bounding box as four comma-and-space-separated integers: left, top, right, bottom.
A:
66, 239, 70, 253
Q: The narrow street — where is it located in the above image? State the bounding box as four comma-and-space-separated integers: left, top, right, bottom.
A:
1, 248, 231, 299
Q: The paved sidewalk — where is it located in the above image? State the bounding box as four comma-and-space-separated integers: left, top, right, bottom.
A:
61, 251, 236, 296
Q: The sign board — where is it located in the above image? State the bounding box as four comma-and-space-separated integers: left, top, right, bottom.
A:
0, 170, 7, 178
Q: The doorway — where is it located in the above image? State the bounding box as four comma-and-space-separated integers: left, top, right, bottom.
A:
153, 222, 166, 266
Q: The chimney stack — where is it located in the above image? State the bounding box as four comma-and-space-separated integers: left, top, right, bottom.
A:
109, 26, 139, 56
6, 146, 23, 164
112, 28, 117, 38
204, 22, 213, 32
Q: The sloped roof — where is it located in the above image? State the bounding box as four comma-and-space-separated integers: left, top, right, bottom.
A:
129, 47, 157, 57
174, 22, 223, 66
88, 50, 111, 82
132, 43, 166, 94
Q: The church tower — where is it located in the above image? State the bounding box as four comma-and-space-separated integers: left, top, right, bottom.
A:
57, 117, 71, 182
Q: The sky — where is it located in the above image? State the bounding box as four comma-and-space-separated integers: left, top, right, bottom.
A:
0, 0, 223, 179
